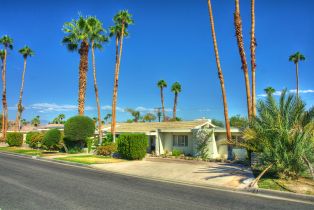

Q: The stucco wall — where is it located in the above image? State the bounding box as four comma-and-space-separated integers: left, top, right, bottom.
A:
160, 132, 194, 155
215, 133, 229, 159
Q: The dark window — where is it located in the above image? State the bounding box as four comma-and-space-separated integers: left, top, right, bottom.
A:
173, 135, 188, 147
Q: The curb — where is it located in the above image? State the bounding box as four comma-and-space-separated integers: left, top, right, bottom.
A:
1, 151, 313, 205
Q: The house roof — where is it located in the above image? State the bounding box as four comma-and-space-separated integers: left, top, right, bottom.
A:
102, 119, 212, 133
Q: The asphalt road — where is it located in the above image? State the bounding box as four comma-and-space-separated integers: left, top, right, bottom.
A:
0, 152, 313, 210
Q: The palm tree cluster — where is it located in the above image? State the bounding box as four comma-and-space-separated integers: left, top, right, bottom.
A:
0, 35, 34, 139
242, 90, 314, 185
50, 114, 66, 124
157, 80, 182, 121
62, 11, 134, 143
125, 108, 157, 123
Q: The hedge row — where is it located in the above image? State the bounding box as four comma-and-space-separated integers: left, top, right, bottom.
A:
7, 132, 23, 147
117, 133, 148, 160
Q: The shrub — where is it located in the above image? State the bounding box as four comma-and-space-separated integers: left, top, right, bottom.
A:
96, 142, 117, 156
42, 129, 61, 150
172, 149, 182, 157
102, 133, 113, 144
26, 132, 37, 145
6, 132, 23, 147
28, 133, 45, 149
64, 115, 95, 148
117, 133, 148, 160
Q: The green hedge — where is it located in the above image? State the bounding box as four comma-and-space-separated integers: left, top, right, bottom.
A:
27, 132, 45, 149
64, 115, 95, 142
96, 142, 117, 156
7, 132, 23, 147
42, 129, 61, 150
117, 133, 148, 160
26, 132, 37, 145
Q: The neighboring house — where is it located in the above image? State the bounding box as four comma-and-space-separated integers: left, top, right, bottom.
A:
102, 119, 242, 160
36, 124, 64, 131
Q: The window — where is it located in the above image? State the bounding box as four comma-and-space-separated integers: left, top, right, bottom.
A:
173, 135, 188, 147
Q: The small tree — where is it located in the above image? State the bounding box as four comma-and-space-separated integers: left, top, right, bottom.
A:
211, 119, 224, 127
193, 128, 213, 160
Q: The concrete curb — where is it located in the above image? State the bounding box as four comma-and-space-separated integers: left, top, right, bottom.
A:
0, 151, 313, 205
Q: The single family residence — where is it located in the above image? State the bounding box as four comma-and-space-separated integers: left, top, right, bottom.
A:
102, 119, 243, 160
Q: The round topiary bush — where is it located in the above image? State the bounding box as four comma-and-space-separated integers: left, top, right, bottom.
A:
6, 132, 23, 147
117, 133, 148, 160
28, 132, 45, 149
64, 115, 95, 148
42, 128, 61, 150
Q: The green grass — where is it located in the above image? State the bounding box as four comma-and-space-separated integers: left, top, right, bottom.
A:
0, 147, 42, 156
54, 155, 124, 165
258, 178, 287, 191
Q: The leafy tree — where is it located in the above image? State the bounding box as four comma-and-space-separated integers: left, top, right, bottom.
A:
125, 108, 140, 122
62, 15, 91, 115
207, 0, 232, 143
31, 116, 40, 127
171, 82, 181, 119
289, 52, 305, 97
229, 115, 248, 129
110, 10, 134, 141
157, 80, 167, 121
0, 35, 13, 140
242, 90, 314, 187
143, 113, 156, 122
16, 46, 34, 130
234, 0, 252, 119
88, 16, 109, 145
211, 119, 224, 127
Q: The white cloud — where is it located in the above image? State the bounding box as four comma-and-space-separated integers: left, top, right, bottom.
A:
135, 106, 172, 113
29, 103, 80, 112
257, 89, 314, 97
101, 105, 124, 112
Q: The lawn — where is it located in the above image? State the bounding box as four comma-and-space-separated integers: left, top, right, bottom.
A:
259, 177, 314, 195
0, 147, 42, 156
54, 155, 124, 165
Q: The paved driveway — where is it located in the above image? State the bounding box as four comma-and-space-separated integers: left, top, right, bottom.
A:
92, 158, 254, 189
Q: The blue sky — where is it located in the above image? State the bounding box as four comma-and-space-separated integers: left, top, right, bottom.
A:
1, 0, 314, 123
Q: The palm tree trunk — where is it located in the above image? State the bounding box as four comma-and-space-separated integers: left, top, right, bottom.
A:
234, 0, 252, 119
112, 24, 125, 142
173, 93, 178, 119
111, 36, 119, 142
160, 87, 166, 121
296, 62, 299, 98
78, 40, 89, 115
249, 164, 273, 188
207, 0, 232, 142
16, 57, 27, 131
303, 156, 314, 180
91, 41, 103, 145
1, 49, 8, 141
250, 0, 257, 117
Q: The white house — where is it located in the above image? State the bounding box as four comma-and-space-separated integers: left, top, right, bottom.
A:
102, 119, 242, 159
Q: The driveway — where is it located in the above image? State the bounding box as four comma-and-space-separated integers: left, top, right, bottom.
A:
92, 157, 254, 189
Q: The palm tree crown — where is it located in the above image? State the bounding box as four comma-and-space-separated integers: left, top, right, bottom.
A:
157, 80, 167, 88
87, 16, 108, 48
113, 10, 134, 27
19, 46, 34, 59
0, 35, 13, 50
264, 87, 275, 95
171, 82, 182, 94
289, 52, 305, 64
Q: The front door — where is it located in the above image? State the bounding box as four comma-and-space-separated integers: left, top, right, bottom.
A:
149, 136, 156, 154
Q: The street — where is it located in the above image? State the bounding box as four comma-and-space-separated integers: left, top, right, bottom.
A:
0, 152, 313, 210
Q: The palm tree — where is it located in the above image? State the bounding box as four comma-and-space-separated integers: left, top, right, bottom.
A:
234, 0, 252, 119
125, 108, 140, 122
143, 113, 156, 122
157, 80, 167, 121
171, 82, 181, 119
250, 0, 257, 117
104, 113, 112, 124
31, 116, 40, 127
15, 46, 34, 131
207, 0, 232, 142
110, 10, 134, 141
58, 114, 65, 123
264, 86, 275, 95
289, 52, 305, 97
62, 15, 91, 115
0, 35, 13, 140
87, 16, 109, 145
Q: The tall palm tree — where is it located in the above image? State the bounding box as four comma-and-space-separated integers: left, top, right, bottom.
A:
207, 0, 232, 142
250, 0, 257, 117
0, 35, 13, 140
110, 10, 134, 141
104, 113, 112, 124
15, 46, 34, 131
157, 80, 167, 121
171, 82, 181, 119
264, 86, 275, 95
62, 15, 91, 115
289, 52, 305, 97
87, 16, 108, 145
234, 0, 252, 119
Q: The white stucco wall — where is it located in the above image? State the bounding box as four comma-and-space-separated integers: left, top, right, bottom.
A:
215, 133, 229, 159
160, 132, 194, 155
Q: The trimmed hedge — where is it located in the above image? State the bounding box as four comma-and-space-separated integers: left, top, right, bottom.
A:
7, 132, 23, 147
26, 132, 37, 145
96, 142, 117, 156
27, 132, 45, 149
42, 129, 61, 150
117, 133, 148, 160
64, 115, 95, 142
